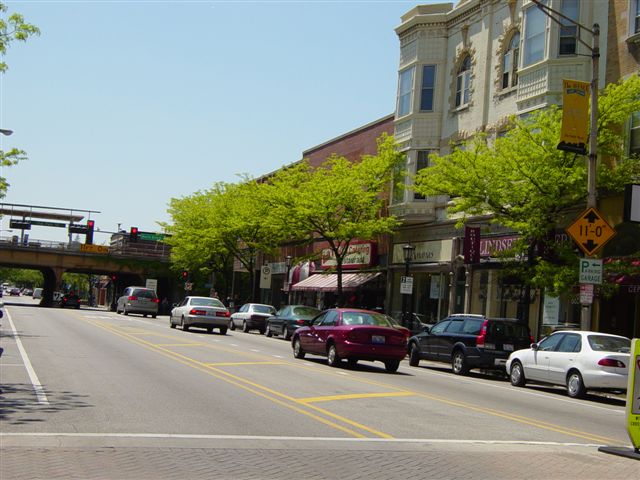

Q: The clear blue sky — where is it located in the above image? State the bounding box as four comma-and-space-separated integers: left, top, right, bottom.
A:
1, 0, 438, 243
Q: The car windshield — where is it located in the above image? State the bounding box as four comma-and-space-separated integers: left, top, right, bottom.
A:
342, 312, 394, 327
132, 289, 157, 299
191, 298, 224, 308
253, 305, 275, 314
587, 335, 630, 353
291, 306, 320, 319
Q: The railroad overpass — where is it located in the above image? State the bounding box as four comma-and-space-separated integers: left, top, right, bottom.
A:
0, 236, 172, 307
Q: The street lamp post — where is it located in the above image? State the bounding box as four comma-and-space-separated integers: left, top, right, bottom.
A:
285, 255, 292, 305
401, 244, 415, 330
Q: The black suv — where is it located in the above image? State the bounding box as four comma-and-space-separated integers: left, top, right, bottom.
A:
407, 314, 532, 375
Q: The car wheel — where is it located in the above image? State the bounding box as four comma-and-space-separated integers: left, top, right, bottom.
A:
229, 319, 235, 331
293, 337, 305, 359
242, 321, 249, 333
282, 327, 291, 341
219, 326, 227, 335
347, 358, 358, 368
327, 344, 341, 367
182, 317, 189, 332
123, 307, 129, 316
265, 323, 272, 337
143, 314, 147, 317
384, 359, 400, 373
206, 327, 213, 334
169, 317, 176, 329
409, 342, 420, 367
509, 360, 526, 387
567, 370, 586, 398
452, 350, 469, 375
152, 314, 156, 319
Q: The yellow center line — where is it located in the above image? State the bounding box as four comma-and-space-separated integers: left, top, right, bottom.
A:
88, 320, 389, 439
85, 318, 622, 445
204, 361, 286, 366
155, 343, 206, 348
299, 392, 415, 404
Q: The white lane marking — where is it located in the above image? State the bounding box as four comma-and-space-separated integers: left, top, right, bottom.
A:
5, 309, 49, 405
272, 355, 284, 359
230, 344, 239, 347
250, 349, 261, 352
0, 432, 611, 447
406, 363, 626, 414
337, 371, 349, 376
0, 364, 25, 367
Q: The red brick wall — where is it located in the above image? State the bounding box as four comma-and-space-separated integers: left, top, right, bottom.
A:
606, 0, 640, 83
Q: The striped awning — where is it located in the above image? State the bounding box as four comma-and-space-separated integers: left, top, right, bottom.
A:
291, 272, 381, 292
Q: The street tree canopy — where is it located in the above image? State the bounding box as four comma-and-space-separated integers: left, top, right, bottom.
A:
266, 133, 405, 301
0, 2, 39, 199
413, 75, 640, 295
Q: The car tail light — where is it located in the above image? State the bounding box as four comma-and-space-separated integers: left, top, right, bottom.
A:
597, 358, 626, 368
216, 310, 231, 317
152, 298, 160, 304
476, 320, 488, 347
295, 319, 306, 325
189, 309, 207, 316
128, 296, 138, 301
63, 296, 68, 302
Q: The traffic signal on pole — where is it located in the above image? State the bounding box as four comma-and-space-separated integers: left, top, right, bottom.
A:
86, 220, 95, 245
130, 227, 139, 243
181, 270, 189, 281
110, 274, 117, 283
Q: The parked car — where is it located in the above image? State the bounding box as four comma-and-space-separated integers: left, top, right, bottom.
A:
291, 308, 410, 373
116, 286, 159, 317
506, 330, 630, 398
9, 287, 20, 296
22, 288, 33, 296
229, 303, 276, 334
32, 288, 43, 299
407, 314, 533, 375
170, 296, 230, 334
265, 305, 321, 340
59, 292, 81, 309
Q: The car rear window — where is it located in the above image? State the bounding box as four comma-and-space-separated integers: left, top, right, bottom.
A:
588, 335, 630, 353
487, 321, 530, 339
291, 306, 320, 319
342, 312, 393, 327
192, 298, 225, 308
254, 305, 276, 314
132, 289, 157, 299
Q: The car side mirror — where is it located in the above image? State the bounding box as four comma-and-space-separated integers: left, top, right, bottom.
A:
531, 343, 539, 350
172, 303, 178, 307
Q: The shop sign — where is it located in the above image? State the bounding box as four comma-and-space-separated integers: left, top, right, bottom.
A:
321, 242, 376, 269
463, 227, 480, 264
579, 283, 594, 305
393, 239, 453, 264
479, 235, 519, 258
578, 258, 602, 284
542, 295, 560, 325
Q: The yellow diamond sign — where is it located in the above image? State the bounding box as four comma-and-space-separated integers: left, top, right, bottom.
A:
566, 207, 616, 256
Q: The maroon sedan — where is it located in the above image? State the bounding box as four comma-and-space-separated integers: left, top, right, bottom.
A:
291, 308, 410, 373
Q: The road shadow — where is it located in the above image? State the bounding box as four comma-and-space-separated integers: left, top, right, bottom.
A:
0, 383, 93, 425
298, 356, 412, 375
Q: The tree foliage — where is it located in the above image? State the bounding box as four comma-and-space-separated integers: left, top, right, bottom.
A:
266, 133, 405, 300
0, 2, 39, 198
414, 75, 640, 295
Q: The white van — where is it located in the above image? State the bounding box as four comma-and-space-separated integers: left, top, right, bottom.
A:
33, 288, 43, 299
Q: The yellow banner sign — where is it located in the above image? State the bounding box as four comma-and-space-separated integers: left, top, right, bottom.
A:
558, 79, 590, 155
80, 243, 109, 254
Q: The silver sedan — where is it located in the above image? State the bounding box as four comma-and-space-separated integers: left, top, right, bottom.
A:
170, 296, 230, 334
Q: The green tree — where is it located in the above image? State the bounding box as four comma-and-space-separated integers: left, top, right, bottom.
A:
414, 75, 640, 297
267, 134, 405, 303
0, 267, 43, 287
0, 2, 39, 198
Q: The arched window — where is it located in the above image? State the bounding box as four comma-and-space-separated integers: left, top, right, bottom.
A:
455, 56, 471, 107
502, 32, 520, 89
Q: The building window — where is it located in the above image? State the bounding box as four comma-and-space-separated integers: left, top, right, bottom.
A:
559, 0, 579, 55
397, 66, 415, 117
392, 163, 405, 204
635, 0, 640, 33
414, 150, 433, 200
523, 1, 546, 66
420, 65, 436, 111
502, 32, 520, 89
630, 112, 640, 156
455, 56, 471, 108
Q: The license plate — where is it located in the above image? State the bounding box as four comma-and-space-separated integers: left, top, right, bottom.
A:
504, 344, 514, 351
495, 358, 507, 366
372, 335, 385, 344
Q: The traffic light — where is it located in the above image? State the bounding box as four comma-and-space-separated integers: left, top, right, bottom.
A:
130, 227, 139, 243
181, 270, 189, 281
110, 274, 117, 283
86, 220, 95, 245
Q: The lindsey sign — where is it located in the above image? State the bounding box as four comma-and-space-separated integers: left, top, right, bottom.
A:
321, 242, 377, 269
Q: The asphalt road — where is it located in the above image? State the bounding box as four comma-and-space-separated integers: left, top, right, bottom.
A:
1, 297, 637, 479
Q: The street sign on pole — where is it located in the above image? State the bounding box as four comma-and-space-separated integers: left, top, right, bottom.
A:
566, 207, 616, 256
578, 258, 603, 284
30, 220, 67, 228
400, 276, 413, 295
579, 284, 594, 305
260, 265, 272, 289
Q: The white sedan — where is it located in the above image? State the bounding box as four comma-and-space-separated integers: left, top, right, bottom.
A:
170, 296, 230, 334
506, 330, 630, 398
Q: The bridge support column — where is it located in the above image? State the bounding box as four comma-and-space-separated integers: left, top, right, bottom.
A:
40, 267, 64, 307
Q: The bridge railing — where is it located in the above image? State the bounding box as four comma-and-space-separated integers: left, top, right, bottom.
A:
0, 236, 170, 261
